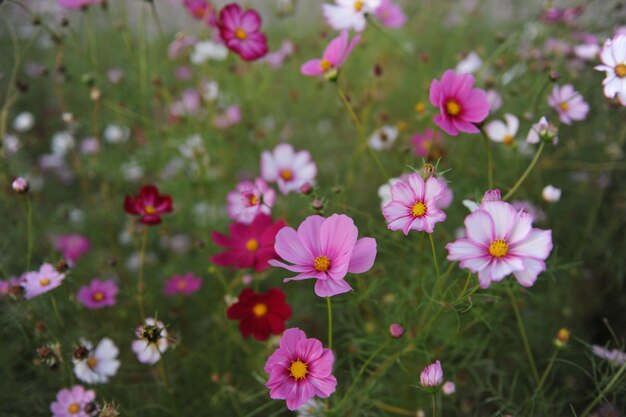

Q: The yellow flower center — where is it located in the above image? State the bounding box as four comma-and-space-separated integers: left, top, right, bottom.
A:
67, 403, 80, 414
411, 201, 427, 217
559, 102, 569, 112
279, 169, 294, 181
503, 134, 514, 145
235, 27, 247, 40
144, 205, 156, 214
249, 195, 260, 206
252, 303, 268, 317
246, 239, 259, 252
320, 59, 333, 72
488, 239, 509, 258
445, 100, 461, 116
615, 63, 626, 78
39, 278, 51, 287
314, 256, 331, 272
289, 359, 309, 380
177, 280, 187, 289
86, 356, 98, 369
354, 0, 364, 11
92, 291, 105, 302
415, 102, 425, 113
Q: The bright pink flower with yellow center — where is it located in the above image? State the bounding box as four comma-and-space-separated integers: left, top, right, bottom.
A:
446, 199, 553, 288
54, 234, 90, 264
382, 173, 447, 235
124, 184, 173, 225
429, 69, 490, 136
300, 30, 361, 79
163, 273, 202, 296
217, 3, 268, 61
76, 278, 118, 309
264, 328, 337, 410
269, 214, 377, 297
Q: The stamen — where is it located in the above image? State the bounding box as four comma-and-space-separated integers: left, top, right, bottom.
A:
235, 28, 247, 40
246, 239, 259, 252
314, 256, 331, 272
289, 359, 309, 380
488, 239, 509, 258
411, 201, 427, 217
445, 100, 461, 116
252, 303, 268, 317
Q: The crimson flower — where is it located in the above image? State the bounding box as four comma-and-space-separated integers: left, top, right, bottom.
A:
211, 214, 285, 272
227, 288, 292, 340
124, 185, 173, 225
217, 3, 268, 61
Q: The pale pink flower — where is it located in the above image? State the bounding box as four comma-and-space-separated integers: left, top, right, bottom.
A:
375, 0, 406, 28
592, 345, 626, 365
300, 30, 360, 79
213, 105, 241, 129
548, 84, 590, 125
420, 360, 443, 388
227, 178, 276, 224
269, 214, 377, 297
541, 185, 562, 203
261, 144, 317, 195
21, 263, 66, 300
265, 328, 337, 410
594, 34, 626, 106
446, 199, 553, 288
50, 385, 96, 417
442, 381, 456, 395
382, 173, 447, 234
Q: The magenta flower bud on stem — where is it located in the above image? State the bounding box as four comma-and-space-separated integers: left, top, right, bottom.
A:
420, 360, 443, 389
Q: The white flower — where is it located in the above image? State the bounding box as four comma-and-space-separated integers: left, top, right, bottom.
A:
3, 134, 20, 155
574, 42, 599, 61
201, 80, 219, 102
368, 125, 398, 150
378, 177, 401, 208
484, 113, 519, 145
297, 399, 325, 417
190, 41, 228, 64
104, 124, 130, 144
542, 185, 561, 203
455, 51, 482, 74
261, 144, 317, 195
485, 89, 502, 112
526, 116, 558, 145
322, 0, 382, 32
594, 34, 626, 105
51, 131, 75, 155
73, 338, 121, 384
121, 160, 144, 182
131, 318, 168, 365
13, 112, 34, 132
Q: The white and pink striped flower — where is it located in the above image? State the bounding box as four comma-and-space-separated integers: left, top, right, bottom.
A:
261, 144, 317, 195
227, 178, 276, 224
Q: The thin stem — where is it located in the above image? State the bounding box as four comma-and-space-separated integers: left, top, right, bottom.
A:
26, 197, 33, 270
51, 294, 63, 328
507, 286, 539, 382
428, 233, 440, 280
431, 393, 437, 417
534, 348, 558, 397
326, 296, 333, 350
480, 129, 494, 189
137, 228, 148, 319
503, 142, 545, 201
579, 359, 626, 417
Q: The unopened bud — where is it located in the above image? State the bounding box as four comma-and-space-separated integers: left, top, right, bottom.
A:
300, 183, 313, 195
389, 323, 404, 338
12, 177, 29, 194
549, 70, 560, 82
554, 327, 570, 348
420, 163, 437, 179
311, 198, 324, 211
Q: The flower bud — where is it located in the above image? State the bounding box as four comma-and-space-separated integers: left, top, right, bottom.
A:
300, 182, 313, 195
389, 323, 404, 338
12, 177, 29, 194
311, 198, 324, 211
420, 163, 437, 180
442, 381, 456, 395
554, 327, 570, 348
420, 360, 443, 390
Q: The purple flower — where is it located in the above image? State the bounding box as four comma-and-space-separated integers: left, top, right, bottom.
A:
21, 263, 66, 300
76, 279, 118, 309
163, 273, 202, 296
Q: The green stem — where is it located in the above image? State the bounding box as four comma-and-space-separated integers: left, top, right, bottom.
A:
137, 228, 148, 319
579, 359, 626, 417
534, 348, 558, 397
326, 296, 333, 350
51, 294, 63, 328
507, 286, 539, 382
428, 233, 440, 280
480, 129, 494, 189
431, 393, 437, 417
503, 142, 545, 201
26, 197, 33, 270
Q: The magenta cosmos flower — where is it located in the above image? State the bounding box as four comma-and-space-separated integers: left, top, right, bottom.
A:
261, 144, 317, 195
548, 84, 590, 125
50, 385, 95, 417
446, 199, 553, 288
76, 278, 118, 309
21, 263, 66, 300
411, 128, 443, 158
124, 184, 173, 225
211, 214, 286, 272
227, 178, 276, 224
217, 3, 268, 61
54, 234, 90, 263
163, 273, 202, 296
265, 328, 337, 410
300, 30, 360, 80
429, 69, 490, 136
382, 173, 447, 235
269, 214, 377, 297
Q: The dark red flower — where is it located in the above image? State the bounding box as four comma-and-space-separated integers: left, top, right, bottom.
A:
124, 185, 173, 225
227, 288, 292, 340
211, 214, 285, 272
217, 3, 268, 61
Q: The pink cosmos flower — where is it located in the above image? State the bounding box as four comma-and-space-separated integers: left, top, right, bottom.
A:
76, 279, 118, 309
420, 360, 443, 388
382, 173, 447, 235
163, 273, 202, 296
21, 263, 66, 300
323, 0, 382, 32
217, 3, 268, 61
0, 277, 20, 297
375, 0, 406, 28
227, 178, 276, 224
300, 30, 360, 79
548, 84, 590, 125
264, 328, 337, 410
446, 199, 553, 288
411, 128, 443, 158
50, 385, 96, 417
594, 34, 626, 106
261, 144, 317, 195
54, 234, 90, 264
213, 105, 242, 129
269, 214, 377, 297
183, 0, 215, 22
211, 214, 286, 272
429, 69, 490, 136
57, 0, 100, 10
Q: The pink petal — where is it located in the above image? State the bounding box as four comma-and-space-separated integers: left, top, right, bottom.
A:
347, 237, 376, 274
274, 227, 311, 265
314, 277, 353, 297
464, 209, 494, 246
301, 59, 324, 76
297, 215, 325, 257
319, 214, 357, 259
